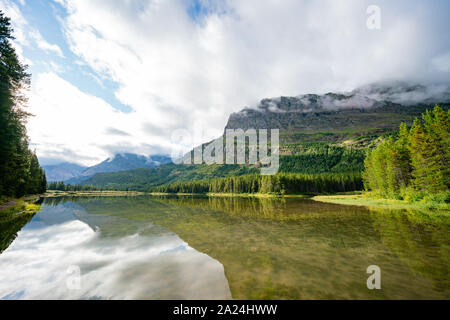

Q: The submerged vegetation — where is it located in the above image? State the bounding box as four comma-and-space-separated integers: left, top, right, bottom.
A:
45, 196, 449, 299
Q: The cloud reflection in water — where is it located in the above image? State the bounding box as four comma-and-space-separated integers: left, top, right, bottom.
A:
0, 203, 231, 300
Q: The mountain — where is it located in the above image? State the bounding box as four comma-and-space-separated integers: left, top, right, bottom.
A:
225, 82, 450, 145
78, 163, 258, 190
81, 153, 172, 177
42, 162, 87, 182
65, 153, 172, 184
59, 82, 450, 190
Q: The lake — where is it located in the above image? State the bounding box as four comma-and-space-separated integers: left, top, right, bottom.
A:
0, 196, 448, 299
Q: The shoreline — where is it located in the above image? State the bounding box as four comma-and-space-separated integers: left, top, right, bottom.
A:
45, 190, 315, 199
0, 195, 43, 217
149, 192, 312, 199
42, 190, 448, 211
44, 190, 145, 197
312, 194, 449, 211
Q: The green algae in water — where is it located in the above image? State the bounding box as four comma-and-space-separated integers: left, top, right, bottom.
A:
0, 195, 448, 299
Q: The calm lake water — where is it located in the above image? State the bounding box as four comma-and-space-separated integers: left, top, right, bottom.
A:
0, 196, 448, 299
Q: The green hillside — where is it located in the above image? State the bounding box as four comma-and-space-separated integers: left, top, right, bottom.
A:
80, 163, 258, 191
76, 143, 365, 191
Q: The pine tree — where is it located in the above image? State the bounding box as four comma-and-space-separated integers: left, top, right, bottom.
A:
364, 105, 448, 200
395, 122, 412, 191
0, 11, 46, 197
409, 108, 448, 193
422, 105, 449, 189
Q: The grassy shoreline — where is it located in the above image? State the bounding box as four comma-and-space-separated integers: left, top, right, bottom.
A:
313, 194, 450, 211
0, 195, 43, 217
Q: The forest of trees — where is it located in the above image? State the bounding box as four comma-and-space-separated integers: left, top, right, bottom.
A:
279, 145, 365, 173
363, 105, 449, 202
152, 172, 363, 195
0, 11, 46, 198
47, 181, 105, 192
68, 145, 365, 192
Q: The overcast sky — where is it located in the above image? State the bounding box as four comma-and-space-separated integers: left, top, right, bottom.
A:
1, 0, 449, 165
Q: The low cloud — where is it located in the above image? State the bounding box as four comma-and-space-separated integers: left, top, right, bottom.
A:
251, 82, 450, 113
353, 82, 450, 106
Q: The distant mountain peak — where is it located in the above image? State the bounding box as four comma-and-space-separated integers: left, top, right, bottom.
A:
42, 162, 87, 182
59, 153, 172, 184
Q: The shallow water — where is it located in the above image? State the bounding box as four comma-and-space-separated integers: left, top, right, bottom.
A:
0, 196, 448, 299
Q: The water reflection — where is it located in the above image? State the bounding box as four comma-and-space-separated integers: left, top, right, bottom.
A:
0, 196, 448, 299
0, 200, 231, 299
0, 212, 34, 255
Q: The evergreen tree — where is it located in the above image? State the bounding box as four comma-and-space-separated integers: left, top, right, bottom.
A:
363, 105, 449, 201
395, 122, 412, 190
0, 11, 46, 197
408, 107, 449, 193
420, 105, 449, 190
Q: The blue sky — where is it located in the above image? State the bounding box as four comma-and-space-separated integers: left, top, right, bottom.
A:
15, 0, 132, 113
1, 0, 449, 165
15, 0, 218, 115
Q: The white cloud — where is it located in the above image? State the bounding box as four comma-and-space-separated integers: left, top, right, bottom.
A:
29, 30, 65, 57
20, 0, 450, 164
28, 72, 178, 165
48, 61, 64, 74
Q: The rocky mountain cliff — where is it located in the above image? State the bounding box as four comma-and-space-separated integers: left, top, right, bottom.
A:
225, 82, 450, 144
